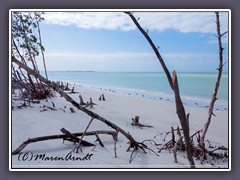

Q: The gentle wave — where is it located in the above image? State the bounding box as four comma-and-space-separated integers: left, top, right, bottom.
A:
46, 71, 229, 110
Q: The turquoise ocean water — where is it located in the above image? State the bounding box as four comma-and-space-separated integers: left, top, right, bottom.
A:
46, 71, 229, 110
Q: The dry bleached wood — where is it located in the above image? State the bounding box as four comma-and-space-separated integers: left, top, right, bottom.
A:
12, 57, 155, 162
12, 129, 118, 155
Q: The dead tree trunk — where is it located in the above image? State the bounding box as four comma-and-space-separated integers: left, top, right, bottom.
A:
124, 12, 195, 168
172, 71, 195, 167
199, 12, 226, 149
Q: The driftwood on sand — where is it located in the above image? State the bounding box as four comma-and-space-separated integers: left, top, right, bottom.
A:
12, 56, 158, 162
12, 128, 118, 155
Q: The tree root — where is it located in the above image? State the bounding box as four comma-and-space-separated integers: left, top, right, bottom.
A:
127, 140, 159, 163
158, 128, 229, 165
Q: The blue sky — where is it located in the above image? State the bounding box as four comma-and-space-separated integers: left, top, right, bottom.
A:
36, 11, 229, 72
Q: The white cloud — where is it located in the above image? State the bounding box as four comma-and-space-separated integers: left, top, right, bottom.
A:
43, 11, 229, 34
36, 51, 222, 72
43, 12, 135, 31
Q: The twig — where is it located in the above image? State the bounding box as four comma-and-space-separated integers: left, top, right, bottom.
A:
51, 101, 55, 108
173, 126, 183, 163
114, 131, 118, 158
142, 139, 161, 146
95, 134, 104, 147
208, 146, 228, 154
76, 118, 95, 153
221, 30, 228, 37
154, 128, 183, 139
59, 108, 65, 113
129, 147, 137, 163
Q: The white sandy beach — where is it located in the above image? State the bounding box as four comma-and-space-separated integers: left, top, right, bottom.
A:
11, 82, 229, 169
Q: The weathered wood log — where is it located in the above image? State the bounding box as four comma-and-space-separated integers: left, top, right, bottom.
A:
12, 129, 118, 155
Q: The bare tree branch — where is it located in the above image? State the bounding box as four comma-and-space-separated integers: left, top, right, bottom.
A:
124, 11, 195, 168
200, 12, 225, 148
221, 31, 228, 37
124, 12, 173, 90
